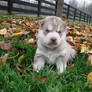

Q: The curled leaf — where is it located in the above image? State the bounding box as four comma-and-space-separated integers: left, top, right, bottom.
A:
18, 55, 24, 62
16, 63, 24, 73
66, 64, 74, 69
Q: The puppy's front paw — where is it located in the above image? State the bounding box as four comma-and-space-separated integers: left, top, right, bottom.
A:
56, 59, 64, 74
33, 59, 45, 72
33, 62, 43, 71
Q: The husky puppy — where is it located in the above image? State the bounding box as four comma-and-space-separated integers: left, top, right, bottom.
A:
33, 16, 76, 73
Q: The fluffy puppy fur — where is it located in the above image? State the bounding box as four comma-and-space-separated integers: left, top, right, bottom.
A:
33, 16, 76, 73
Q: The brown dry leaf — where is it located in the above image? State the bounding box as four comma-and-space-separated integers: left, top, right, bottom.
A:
66, 36, 73, 42
87, 50, 92, 55
16, 63, 24, 73
0, 41, 12, 50
87, 72, 92, 88
7, 19, 12, 23
32, 29, 37, 33
87, 55, 92, 66
0, 28, 7, 35
66, 36, 75, 46
35, 76, 47, 83
18, 55, 24, 62
11, 31, 24, 37
0, 53, 9, 64
66, 64, 74, 69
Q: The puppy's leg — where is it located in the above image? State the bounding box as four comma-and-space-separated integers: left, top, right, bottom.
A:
56, 58, 64, 73
63, 62, 67, 70
33, 56, 45, 71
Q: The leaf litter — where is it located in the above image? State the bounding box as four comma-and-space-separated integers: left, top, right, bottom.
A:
0, 15, 92, 85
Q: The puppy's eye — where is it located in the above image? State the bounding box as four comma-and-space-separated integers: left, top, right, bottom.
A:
46, 29, 50, 33
58, 31, 61, 34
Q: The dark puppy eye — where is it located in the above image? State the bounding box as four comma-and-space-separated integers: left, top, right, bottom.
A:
46, 29, 50, 32
58, 31, 61, 34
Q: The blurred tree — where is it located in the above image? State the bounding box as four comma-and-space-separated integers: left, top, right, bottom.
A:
56, 0, 64, 17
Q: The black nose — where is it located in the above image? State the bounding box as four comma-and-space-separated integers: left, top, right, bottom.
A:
51, 38, 56, 42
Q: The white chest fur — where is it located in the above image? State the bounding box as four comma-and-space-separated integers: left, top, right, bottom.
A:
36, 47, 66, 64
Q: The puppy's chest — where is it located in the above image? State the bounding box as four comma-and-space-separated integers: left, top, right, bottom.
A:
45, 51, 59, 63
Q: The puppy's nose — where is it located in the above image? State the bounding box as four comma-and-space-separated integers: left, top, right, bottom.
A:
51, 38, 56, 42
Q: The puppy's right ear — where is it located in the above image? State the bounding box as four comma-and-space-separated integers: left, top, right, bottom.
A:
38, 19, 44, 27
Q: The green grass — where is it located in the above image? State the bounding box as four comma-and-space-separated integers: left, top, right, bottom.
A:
0, 15, 92, 92
0, 37, 92, 92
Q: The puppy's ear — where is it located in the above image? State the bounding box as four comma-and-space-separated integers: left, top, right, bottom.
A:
38, 19, 44, 27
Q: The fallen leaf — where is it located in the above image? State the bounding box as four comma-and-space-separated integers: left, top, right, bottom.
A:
0, 28, 7, 35
0, 53, 9, 64
32, 29, 37, 33
16, 63, 24, 73
0, 41, 12, 50
24, 38, 35, 44
66, 36, 75, 46
18, 55, 24, 62
35, 76, 47, 83
80, 44, 89, 53
87, 72, 92, 88
66, 64, 74, 69
7, 19, 12, 23
87, 50, 92, 55
87, 55, 92, 66
11, 31, 23, 37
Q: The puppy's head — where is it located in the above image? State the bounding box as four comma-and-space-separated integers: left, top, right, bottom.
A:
38, 16, 66, 49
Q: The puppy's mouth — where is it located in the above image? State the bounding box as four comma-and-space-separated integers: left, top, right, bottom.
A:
48, 41, 57, 45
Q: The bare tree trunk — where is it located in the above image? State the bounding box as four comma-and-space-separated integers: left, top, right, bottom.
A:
56, 0, 64, 17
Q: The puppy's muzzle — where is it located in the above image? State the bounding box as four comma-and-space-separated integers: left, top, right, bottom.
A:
50, 37, 57, 45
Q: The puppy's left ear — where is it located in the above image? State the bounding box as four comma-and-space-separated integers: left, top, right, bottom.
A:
38, 19, 44, 27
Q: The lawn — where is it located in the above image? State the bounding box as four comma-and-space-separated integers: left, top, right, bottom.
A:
0, 14, 92, 92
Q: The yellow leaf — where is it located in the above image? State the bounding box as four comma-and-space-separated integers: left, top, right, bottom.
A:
87, 55, 92, 66
0, 28, 7, 35
18, 55, 24, 62
11, 31, 23, 37
82, 33, 87, 37
28, 38, 35, 43
87, 72, 92, 88
24, 38, 35, 44
0, 53, 9, 64
80, 44, 89, 53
